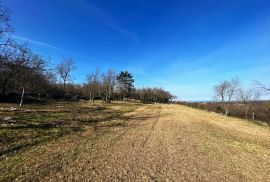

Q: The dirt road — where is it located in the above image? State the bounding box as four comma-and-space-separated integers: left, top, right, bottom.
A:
4, 103, 270, 181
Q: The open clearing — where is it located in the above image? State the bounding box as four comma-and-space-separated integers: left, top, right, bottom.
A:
1, 101, 270, 181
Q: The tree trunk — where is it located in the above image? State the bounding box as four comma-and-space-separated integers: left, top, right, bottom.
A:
63, 80, 66, 94
92, 92, 95, 104
89, 92, 92, 102
251, 106, 255, 120
19, 85, 25, 108
108, 88, 111, 102
123, 91, 126, 101
225, 104, 230, 116
245, 104, 249, 119
222, 102, 226, 115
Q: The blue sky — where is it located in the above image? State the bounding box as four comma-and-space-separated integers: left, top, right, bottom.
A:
5, 0, 270, 101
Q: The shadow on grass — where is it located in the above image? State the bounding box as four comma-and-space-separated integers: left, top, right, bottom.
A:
0, 104, 161, 156
0, 126, 84, 156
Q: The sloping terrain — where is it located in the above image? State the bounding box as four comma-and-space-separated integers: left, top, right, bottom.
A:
1, 102, 270, 181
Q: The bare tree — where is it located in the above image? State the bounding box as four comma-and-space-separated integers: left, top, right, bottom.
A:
214, 81, 229, 111
4, 42, 46, 107
101, 69, 116, 102
0, 2, 13, 94
45, 70, 57, 86
237, 87, 261, 120
86, 70, 100, 103
0, 41, 13, 95
0, 2, 13, 48
56, 58, 75, 92
237, 88, 252, 119
135, 87, 175, 103
255, 81, 270, 95
214, 78, 240, 116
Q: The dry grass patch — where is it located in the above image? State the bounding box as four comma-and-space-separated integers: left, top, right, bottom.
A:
0, 101, 143, 181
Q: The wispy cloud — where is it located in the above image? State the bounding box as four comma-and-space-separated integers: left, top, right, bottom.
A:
71, 0, 139, 43
11, 35, 64, 51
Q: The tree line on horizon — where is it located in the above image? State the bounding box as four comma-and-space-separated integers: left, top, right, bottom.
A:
213, 78, 269, 119
182, 78, 270, 123
0, 2, 175, 107
1, 1, 269, 113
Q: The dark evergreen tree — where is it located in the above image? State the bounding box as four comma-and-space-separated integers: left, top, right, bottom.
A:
116, 71, 134, 100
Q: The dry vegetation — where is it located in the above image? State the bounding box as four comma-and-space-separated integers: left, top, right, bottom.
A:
0, 101, 142, 181
1, 101, 270, 181
182, 101, 270, 125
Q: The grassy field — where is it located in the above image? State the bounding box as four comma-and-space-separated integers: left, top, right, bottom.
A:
1, 101, 270, 181
0, 101, 142, 181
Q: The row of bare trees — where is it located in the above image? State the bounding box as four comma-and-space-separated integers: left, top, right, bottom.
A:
1, 42, 174, 107
1, 40, 47, 107
214, 78, 269, 120
135, 87, 175, 103
0, 1, 174, 106
83, 69, 117, 103
81, 69, 174, 103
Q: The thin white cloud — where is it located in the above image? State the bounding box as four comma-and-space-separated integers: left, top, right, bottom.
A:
72, 0, 139, 43
11, 35, 64, 51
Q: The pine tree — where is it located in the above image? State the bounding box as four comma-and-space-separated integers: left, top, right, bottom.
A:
116, 71, 134, 100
